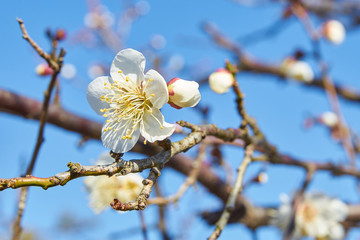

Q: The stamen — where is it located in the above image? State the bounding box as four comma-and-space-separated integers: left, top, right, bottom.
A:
99, 75, 154, 140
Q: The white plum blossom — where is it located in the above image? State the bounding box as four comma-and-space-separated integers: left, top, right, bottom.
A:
318, 111, 339, 128
208, 68, 235, 94
87, 48, 176, 153
167, 78, 201, 109
282, 58, 314, 83
61, 63, 77, 80
84, 152, 143, 214
322, 20, 346, 45
271, 193, 348, 240
84, 5, 114, 29
88, 64, 107, 79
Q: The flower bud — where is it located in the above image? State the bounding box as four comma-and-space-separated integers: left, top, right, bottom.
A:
167, 78, 201, 109
254, 172, 268, 184
55, 29, 67, 41
35, 63, 53, 76
318, 111, 338, 128
208, 68, 235, 94
322, 20, 345, 45
282, 58, 314, 83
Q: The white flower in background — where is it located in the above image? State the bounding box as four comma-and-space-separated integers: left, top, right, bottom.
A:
150, 34, 166, 50
318, 111, 339, 128
135, 1, 150, 15
88, 64, 107, 79
322, 20, 346, 45
208, 68, 235, 94
84, 5, 115, 29
168, 55, 185, 72
282, 58, 314, 83
61, 63, 77, 80
84, 152, 143, 214
87, 48, 176, 153
167, 78, 201, 109
271, 193, 348, 240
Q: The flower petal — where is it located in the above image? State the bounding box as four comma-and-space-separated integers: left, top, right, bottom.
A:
101, 118, 141, 153
87, 76, 113, 115
144, 69, 169, 108
110, 48, 145, 85
96, 152, 115, 165
140, 108, 175, 142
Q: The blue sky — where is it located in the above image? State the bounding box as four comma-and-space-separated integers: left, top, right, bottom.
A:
0, 0, 360, 239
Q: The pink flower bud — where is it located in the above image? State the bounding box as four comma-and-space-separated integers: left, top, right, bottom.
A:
55, 29, 66, 41
35, 63, 53, 76
167, 78, 201, 109
208, 69, 235, 94
322, 20, 345, 45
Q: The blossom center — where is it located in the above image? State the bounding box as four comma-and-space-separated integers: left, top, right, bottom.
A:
298, 202, 317, 223
99, 71, 156, 140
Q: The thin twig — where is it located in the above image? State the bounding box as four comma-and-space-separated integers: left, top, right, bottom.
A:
16, 18, 60, 71
291, 2, 357, 166
111, 167, 161, 211
139, 211, 148, 240
148, 142, 207, 206
283, 166, 315, 240
208, 143, 255, 240
12, 19, 65, 240
153, 184, 171, 240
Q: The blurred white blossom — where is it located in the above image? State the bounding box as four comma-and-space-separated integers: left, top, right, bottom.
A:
84, 152, 143, 214
282, 58, 314, 83
322, 20, 346, 45
150, 34, 166, 50
271, 193, 348, 240
88, 64, 107, 79
168, 55, 185, 72
61, 63, 77, 80
209, 68, 235, 94
84, 5, 114, 29
135, 1, 150, 15
87, 48, 175, 153
318, 111, 339, 128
